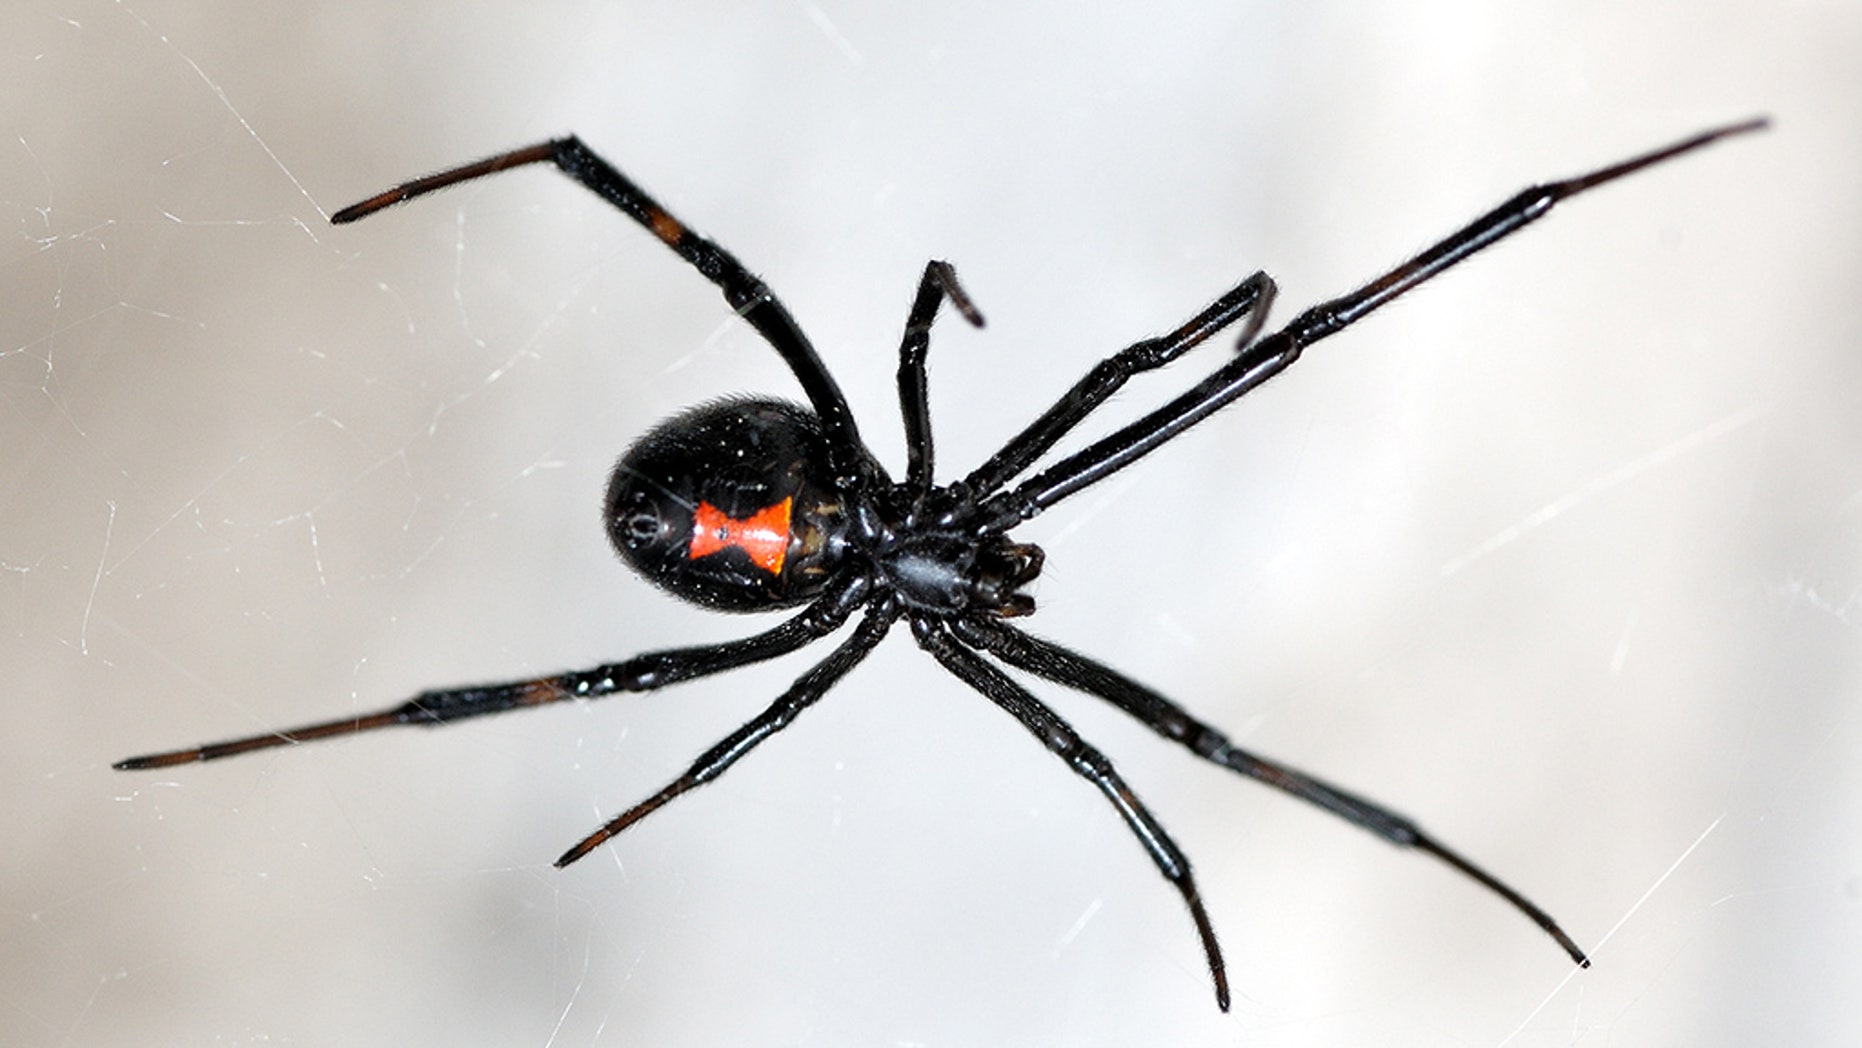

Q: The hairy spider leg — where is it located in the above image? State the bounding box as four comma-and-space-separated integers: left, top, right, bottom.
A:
975, 117, 1768, 529
912, 616, 1232, 1012
330, 137, 877, 488
114, 575, 873, 770
954, 617, 1591, 966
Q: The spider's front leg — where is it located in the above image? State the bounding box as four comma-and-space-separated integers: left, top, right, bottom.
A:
330, 136, 875, 485
978, 118, 1767, 527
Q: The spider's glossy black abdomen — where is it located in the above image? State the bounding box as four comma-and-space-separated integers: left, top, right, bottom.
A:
605, 397, 854, 611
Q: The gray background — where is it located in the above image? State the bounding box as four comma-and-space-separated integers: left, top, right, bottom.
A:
5, 2, 1856, 1045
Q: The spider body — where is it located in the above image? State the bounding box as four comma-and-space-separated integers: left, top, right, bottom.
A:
118, 119, 1765, 1011
607, 394, 1043, 618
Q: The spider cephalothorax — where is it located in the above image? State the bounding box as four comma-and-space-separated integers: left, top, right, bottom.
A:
119, 118, 1764, 1010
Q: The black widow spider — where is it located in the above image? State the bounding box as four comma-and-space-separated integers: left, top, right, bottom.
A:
119, 117, 1765, 1010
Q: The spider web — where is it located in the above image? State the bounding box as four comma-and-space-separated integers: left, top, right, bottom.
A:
4, 1, 1858, 1045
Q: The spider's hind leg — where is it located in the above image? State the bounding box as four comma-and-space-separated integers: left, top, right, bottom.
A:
914, 616, 1232, 1011
953, 616, 1591, 969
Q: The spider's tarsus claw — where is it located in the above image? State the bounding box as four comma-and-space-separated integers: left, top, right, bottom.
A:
556, 816, 631, 867
555, 813, 633, 868
1553, 928, 1591, 968
553, 840, 597, 868
330, 191, 409, 225
113, 751, 190, 771
1186, 889, 1230, 1012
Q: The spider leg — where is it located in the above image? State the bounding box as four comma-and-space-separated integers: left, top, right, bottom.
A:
115, 575, 873, 771
330, 138, 875, 485
556, 598, 898, 867
976, 117, 1767, 529
897, 260, 985, 497
953, 616, 1590, 967
962, 271, 1275, 498
911, 616, 1232, 1012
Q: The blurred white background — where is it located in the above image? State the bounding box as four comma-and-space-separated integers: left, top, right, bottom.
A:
4, 2, 1856, 1045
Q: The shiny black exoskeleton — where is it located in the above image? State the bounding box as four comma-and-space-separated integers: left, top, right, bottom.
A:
605, 398, 852, 611
605, 396, 1043, 618
118, 120, 1766, 1011
610, 394, 1050, 621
